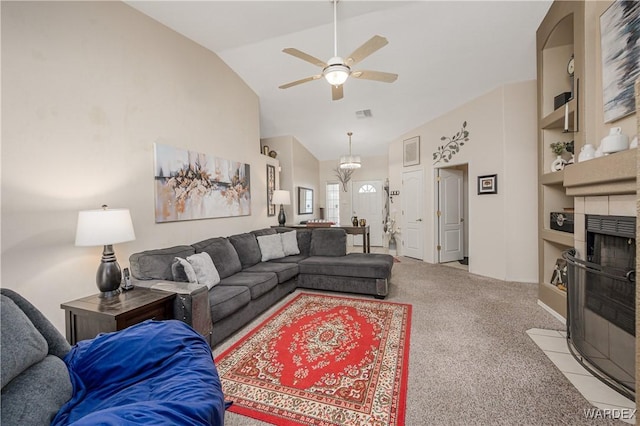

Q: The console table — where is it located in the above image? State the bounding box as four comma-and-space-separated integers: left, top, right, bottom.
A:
278, 224, 370, 253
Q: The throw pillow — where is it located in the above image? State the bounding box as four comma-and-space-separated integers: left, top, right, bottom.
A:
186, 253, 220, 289
172, 257, 198, 283
256, 233, 286, 262
281, 230, 300, 256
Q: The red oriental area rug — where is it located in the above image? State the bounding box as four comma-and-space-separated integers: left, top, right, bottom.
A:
215, 292, 412, 426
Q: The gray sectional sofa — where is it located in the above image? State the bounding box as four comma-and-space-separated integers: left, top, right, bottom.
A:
129, 227, 393, 347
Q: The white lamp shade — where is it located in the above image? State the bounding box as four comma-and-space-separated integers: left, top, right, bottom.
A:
271, 190, 291, 205
75, 208, 136, 246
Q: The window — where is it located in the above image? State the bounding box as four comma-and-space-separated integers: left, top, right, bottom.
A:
358, 184, 377, 193
325, 183, 340, 223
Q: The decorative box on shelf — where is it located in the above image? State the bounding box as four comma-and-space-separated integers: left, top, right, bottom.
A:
550, 212, 574, 233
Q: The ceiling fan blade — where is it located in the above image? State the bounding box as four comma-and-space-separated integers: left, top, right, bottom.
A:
282, 48, 327, 68
279, 75, 322, 89
332, 84, 344, 101
351, 70, 398, 83
345, 35, 389, 66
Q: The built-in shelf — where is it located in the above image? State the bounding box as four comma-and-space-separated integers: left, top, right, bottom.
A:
540, 170, 565, 185
541, 98, 576, 130
541, 228, 574, 246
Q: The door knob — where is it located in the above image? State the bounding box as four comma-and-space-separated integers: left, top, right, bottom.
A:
416, 218, 423, 222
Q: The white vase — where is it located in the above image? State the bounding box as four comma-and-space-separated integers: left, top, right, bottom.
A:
551, 155, 565, 172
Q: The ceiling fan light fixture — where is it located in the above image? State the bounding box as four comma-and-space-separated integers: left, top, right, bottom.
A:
323, 63, 350, 86
339, 132, 361, 169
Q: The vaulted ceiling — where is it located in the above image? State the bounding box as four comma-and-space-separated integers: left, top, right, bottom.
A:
126, 1, 552, 161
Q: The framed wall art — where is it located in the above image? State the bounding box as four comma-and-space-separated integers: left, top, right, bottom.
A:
267, 164, 276, 217
600, 1, 640, 122
153, 143, 251, 222
477, 174, 497, 195
298, 187, 313, 215
403, 136, 420, 167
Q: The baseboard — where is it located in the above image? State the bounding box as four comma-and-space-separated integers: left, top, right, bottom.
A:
537, 300, 566, 325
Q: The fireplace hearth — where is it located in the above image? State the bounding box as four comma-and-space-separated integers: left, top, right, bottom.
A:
564, 215, 636, 401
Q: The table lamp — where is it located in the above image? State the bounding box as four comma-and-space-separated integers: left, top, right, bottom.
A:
271, 190, 291, 226
75, 205, 136, 298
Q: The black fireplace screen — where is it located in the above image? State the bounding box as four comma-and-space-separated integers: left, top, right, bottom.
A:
563, 214, 636, 402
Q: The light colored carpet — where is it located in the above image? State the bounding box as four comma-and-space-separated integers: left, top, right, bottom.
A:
214, 257, 627, 425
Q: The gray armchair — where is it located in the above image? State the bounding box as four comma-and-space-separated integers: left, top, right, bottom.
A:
1, 288, 73, 425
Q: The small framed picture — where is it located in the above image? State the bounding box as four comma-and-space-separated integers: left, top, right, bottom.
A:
477, 174, 497, 195
403, 136, 420, 167
550, 258, 568, 289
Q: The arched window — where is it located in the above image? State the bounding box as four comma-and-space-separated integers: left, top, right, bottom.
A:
358, 184, 377, 193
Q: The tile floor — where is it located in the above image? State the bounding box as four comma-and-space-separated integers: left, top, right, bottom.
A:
527, 328, 636, 424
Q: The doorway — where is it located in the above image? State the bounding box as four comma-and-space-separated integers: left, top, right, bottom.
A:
402, 170, 424, 260
435, 165, 468, 266
352, 180, 383, 246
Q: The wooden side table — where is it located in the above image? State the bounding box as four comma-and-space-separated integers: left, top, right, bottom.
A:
61, 288, 175, 345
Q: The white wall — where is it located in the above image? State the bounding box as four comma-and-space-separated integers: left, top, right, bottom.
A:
388, 81, 538, 282
1, 2, 272, 332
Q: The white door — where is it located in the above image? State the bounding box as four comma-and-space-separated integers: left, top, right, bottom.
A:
438, 168, 464, 262
352, 181, 383, 246
402, 170, 424, 259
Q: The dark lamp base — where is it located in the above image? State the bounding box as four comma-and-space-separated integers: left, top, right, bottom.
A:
278, 205, 286, 226
96, 244, 123, 298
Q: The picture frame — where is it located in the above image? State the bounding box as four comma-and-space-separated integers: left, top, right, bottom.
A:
403, 136, 420, 167
600, 1, 640, 123
477, 174, 497, 195
267, 164, 276, 217
550, 258, 568, 288
298, 186, 313, 215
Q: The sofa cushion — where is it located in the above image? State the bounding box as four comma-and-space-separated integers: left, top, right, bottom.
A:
1, 355, 73, 425
229, 233, 262, 269
244, 262, 299, 284
269, 254, 309, 264
250, 228, 277, 237
1, 295, 48, 388
281, 230, 300, 256
172, 257, 197, 283
299, 253, 393, 279
186, 252, 220, 289
208, 285, 251, 322
219, 271, 278, 300
310, 228, 347, 257
192, 237, 242, 279
273, 227, 311, 256
130, 246, 196, 280
256, 234, 285, 261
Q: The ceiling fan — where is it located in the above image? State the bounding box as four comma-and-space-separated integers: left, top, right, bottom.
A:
278, 0, 398, 101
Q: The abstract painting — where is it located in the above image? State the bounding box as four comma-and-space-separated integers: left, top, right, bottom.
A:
600, 1, 640, 123
154, 143, 251, 223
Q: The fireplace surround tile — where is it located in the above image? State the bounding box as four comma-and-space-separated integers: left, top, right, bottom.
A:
609, 195, 637, 217
574, 196, 585, 214
584, 196, 609, 215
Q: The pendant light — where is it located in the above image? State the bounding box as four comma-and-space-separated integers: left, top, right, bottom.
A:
339, 132, 361, 169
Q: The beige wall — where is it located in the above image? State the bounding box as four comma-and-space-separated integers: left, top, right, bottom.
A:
388, 81, 538, 282
1, 1, 272, 332
261, 135, 320, 224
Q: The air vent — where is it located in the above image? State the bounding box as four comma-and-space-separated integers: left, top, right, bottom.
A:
355, 109, 373, 119
586, 215, 636, 239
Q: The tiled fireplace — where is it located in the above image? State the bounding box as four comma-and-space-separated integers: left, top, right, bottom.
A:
567, 195, 636, 400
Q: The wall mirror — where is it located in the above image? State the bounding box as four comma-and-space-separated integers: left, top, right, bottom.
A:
298, 187, 313, 215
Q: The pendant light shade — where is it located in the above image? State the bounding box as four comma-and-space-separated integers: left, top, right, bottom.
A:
339, 132, 362, 169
